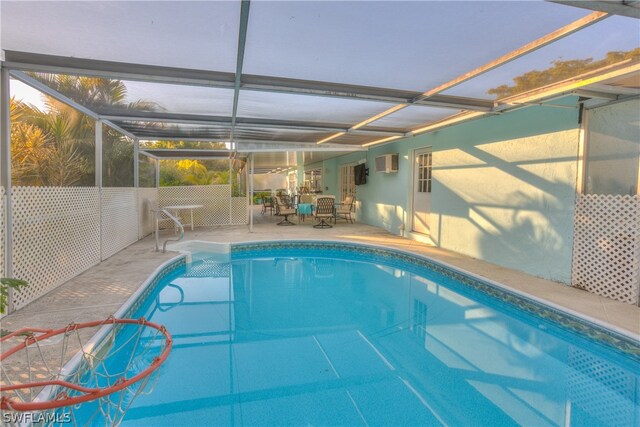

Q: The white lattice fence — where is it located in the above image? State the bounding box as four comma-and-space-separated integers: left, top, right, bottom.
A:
138, 187, 158, 239
11, 187, 101, 311
571, 194, 640, 305
231, 197, 248, 225
0, 186, 4, 281
101, 188, 138, 260
159, 185, 248, 226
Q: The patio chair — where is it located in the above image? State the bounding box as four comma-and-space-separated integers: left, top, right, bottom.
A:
274, 196, 297, 226
280, 194, 292, 208
335, 196, 355, 224
262, 196, 274, 215
314, 195, 335, 229
300, 194, 316, 204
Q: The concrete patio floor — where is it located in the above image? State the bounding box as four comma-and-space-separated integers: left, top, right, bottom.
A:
3, 207, 639, 339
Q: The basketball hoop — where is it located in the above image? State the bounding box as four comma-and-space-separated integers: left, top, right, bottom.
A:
1, 317, 172, 425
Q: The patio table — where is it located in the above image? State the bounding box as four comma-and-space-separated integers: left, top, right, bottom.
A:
297, 203, 314, 221
163, 204, 204, 231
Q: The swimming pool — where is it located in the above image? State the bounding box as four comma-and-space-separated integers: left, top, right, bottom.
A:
78, 241, 639, 426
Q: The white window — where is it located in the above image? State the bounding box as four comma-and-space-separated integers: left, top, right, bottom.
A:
339, 164, 356, 201
416, 152, 432, 193
304, 168, 322, 193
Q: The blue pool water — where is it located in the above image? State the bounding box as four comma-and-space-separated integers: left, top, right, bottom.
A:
79, 244, 639, 426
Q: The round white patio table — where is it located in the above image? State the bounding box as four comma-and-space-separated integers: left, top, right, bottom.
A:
162, 205, 204, 231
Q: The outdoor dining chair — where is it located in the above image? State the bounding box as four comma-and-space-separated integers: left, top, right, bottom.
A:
262, 196, 274, 215
335, 196, 355, 224
314, 195, 335, 229
274, 196, 297, 226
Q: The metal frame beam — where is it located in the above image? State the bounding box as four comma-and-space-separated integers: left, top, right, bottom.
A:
548, 1, 640, 18
235, 141, 366, 152
133, 138, 139, 188
230, 0, 251, 145
95, 121, 103, 187
98, 110, 404, 136
1, 51, 493, 112
1, 68, 14, 307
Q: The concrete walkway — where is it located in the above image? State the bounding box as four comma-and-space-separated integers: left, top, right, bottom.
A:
3, 208, 639, 338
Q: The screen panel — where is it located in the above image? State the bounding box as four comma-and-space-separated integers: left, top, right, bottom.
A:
442, 16, 640, 100
243, 1, 592, 91
364, 105, 459, 130
12, 74, 235, 117
237, 90, 397, 124
234, 128, 334, 143
1, 1, 240, 72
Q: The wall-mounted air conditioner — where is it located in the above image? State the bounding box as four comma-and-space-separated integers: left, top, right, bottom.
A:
375, 154, 399, 173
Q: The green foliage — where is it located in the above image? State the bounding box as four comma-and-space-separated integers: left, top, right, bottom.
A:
488, 48, 640, 99
103, 128, 134, 187
11, 74, 160, 187
0, 278, 28, 315
158, 159, 246, 192
11, 98, 93, 186
142, 140, 226, 150
253, 191, 271, 204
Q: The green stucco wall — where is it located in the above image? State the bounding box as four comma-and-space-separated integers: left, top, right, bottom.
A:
329, 102, 582, 283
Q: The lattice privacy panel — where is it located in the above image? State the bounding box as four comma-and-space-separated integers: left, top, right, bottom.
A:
568, 346, 638, 426
571, 194, 640, 305
138, 187, 158, 239
101, 188, 138, 260
231, 197, 248, 225
159, 185, 248, 226
11, 187, 101, 311
0, 186, 5, 281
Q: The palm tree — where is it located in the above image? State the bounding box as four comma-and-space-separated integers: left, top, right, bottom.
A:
11, 98, 90, 186
11, 74, 159, 187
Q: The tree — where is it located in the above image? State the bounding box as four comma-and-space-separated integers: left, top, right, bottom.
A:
488, 48, 640, 99
11, 74, 159, 187
11, 98, 91, 186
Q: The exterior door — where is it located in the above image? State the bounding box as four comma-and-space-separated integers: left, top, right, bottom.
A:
412, 147, 432, 234
339, 164, 356, 202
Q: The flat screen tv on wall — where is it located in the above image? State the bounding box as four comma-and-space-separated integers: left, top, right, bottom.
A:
354, 163, 367, 185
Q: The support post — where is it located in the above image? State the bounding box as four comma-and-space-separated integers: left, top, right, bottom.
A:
249, 153, 254, 232
95, 121, 103, 259
1, 68, 14, 312
133, 138, 140, 239
95, 121, 103, 188
133, 138, 139, 188
229, 157, 233, 225
155, 159, 160, 188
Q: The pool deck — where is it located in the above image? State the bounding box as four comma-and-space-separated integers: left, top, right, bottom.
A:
3, 209, 639, 340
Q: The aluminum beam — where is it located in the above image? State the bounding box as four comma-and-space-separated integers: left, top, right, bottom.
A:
98, 110, 405, 136
235, 141, 366, 152
1, 68, 14, 296
249, 153, 254, 233
133, 138, 139, 188
230, 0, 251, 144
548, 1, 640, 18
95, 121, 103, 187
1, 51, 493, 112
